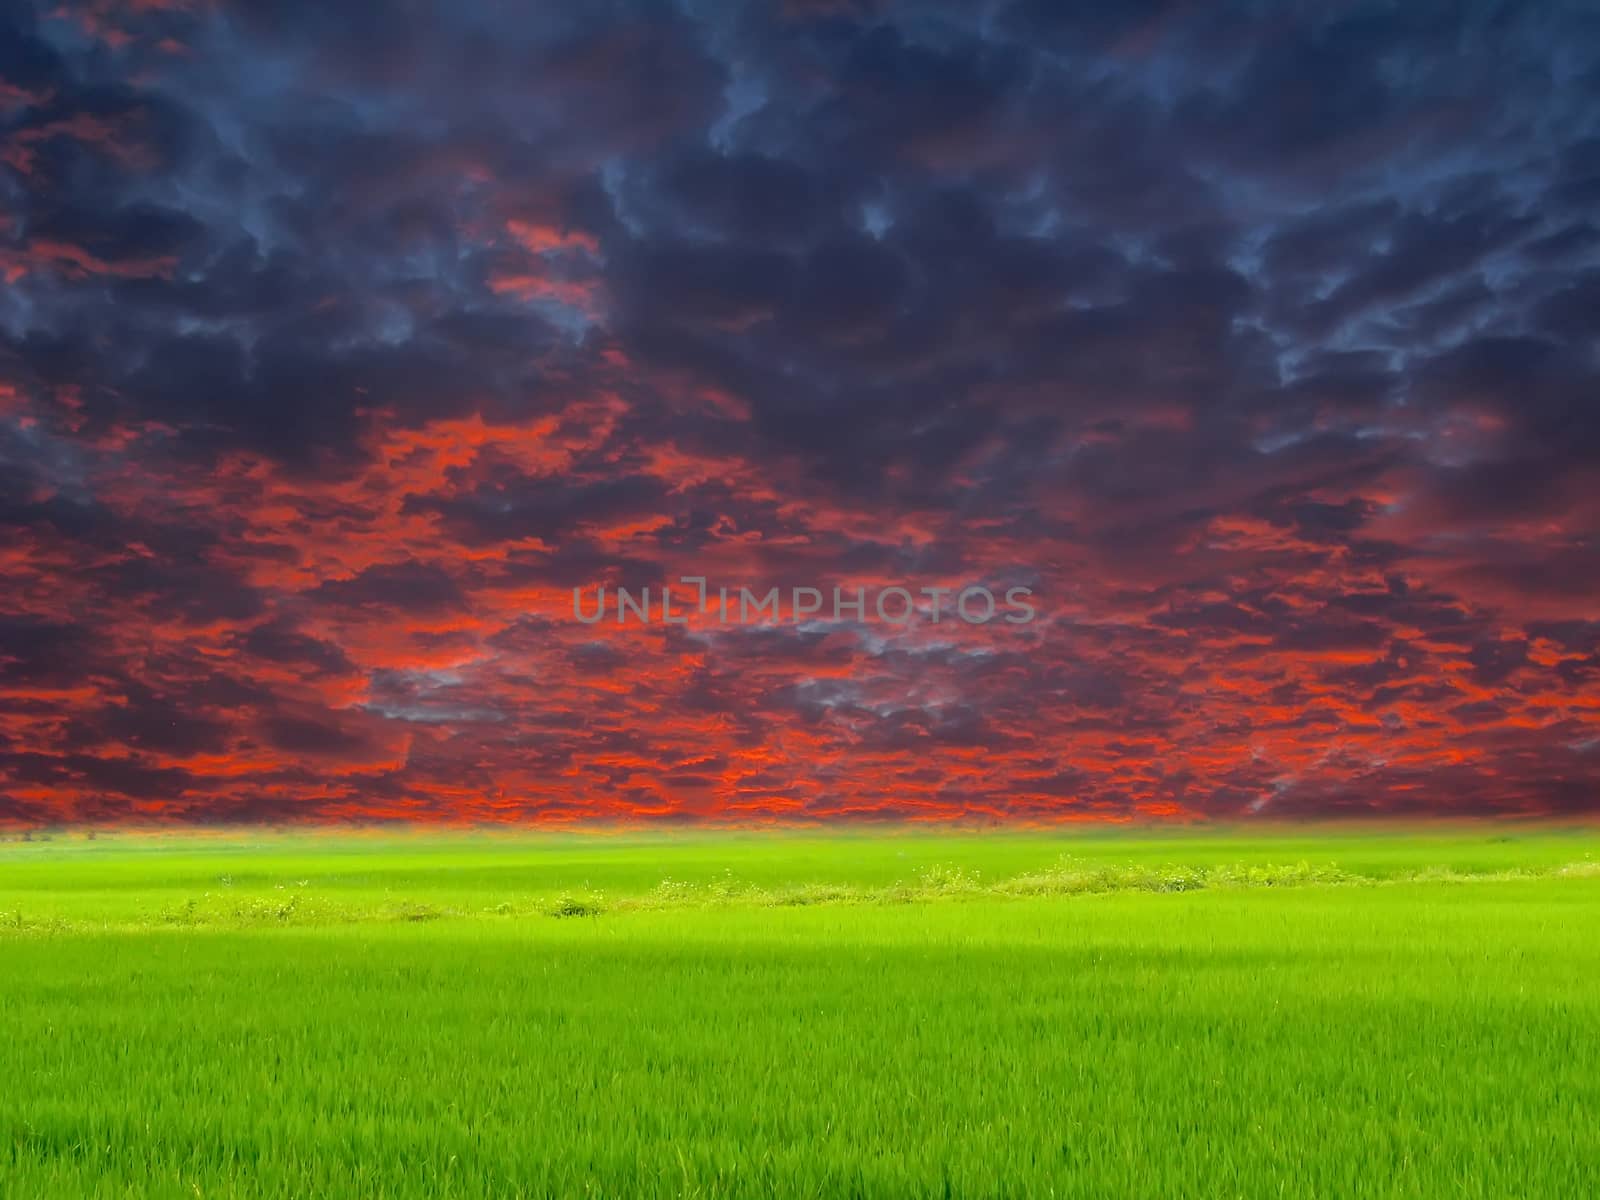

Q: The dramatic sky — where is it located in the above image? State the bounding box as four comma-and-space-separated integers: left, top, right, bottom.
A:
1, 0, 1597, 825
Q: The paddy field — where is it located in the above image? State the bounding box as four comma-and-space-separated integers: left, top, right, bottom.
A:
2, 826, 1597, 1198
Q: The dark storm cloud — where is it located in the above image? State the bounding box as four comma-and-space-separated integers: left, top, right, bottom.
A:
309, 563, 469, 615
234, 620, 359, 678
0, 0, 1596, 823
0, 617, 97, 687
63, 684, 233, 759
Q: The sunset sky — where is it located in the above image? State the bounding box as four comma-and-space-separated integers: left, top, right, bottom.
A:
1, 0, 1597, 825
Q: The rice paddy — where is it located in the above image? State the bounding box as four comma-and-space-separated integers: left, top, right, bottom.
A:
3, 827, 1597, 1198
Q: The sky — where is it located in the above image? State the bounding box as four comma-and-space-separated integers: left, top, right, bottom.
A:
1, 0, 1597, 826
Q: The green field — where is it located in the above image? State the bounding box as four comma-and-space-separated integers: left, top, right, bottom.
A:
3, 827, 1598, 1198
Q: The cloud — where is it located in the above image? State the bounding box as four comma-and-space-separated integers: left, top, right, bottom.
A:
0, 0, 1596, 823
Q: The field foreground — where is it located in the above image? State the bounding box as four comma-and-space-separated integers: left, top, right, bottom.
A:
2, 827, 1598, 1198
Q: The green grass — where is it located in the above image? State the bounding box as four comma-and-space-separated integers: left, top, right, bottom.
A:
3, 827, 1598, 1198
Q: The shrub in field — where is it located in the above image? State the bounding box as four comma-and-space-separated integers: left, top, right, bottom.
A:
705, 867, 747, 901
639, 877, 713, 907
161, 897, 202, 925
997, 857, 1350, 897
1227, 861, 1353, 887
548, 893, 603, 918
917, 863, 982, 893
764, 883, 858, 907
386, 901, 442, 922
